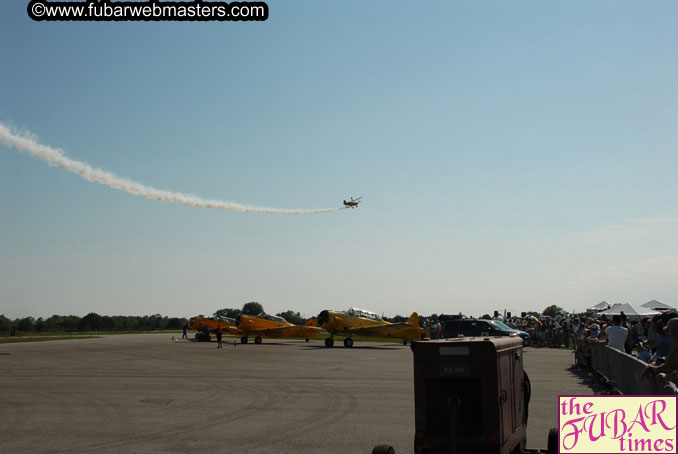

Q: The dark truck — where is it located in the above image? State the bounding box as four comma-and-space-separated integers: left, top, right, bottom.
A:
442, 318, 530, 345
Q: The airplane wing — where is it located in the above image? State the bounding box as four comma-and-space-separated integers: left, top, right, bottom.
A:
242, 325, 324, 339
344, 322, 423, 338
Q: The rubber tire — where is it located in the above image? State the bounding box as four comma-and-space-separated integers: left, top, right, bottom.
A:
255, 336, 262, 344
305, 338, 309, 342
402, 339, 407, 346
344, 338, 354, 348
325, 337, 334, 348
372, 445, 395, 454
240, 336, 248, 344
547, 427, 558, 453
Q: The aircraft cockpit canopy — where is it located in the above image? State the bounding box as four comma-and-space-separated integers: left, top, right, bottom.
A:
347, 307, 382, 321
215, 316, 236, 324
256, 313, 287, 324
265, 314, 287, 324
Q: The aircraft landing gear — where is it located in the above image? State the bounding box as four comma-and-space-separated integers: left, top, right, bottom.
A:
240, 336, 248, 344
254, 336, 262, 344
324, 337, 334, 348
344, 337, 354, 348
305, 338, 309, 342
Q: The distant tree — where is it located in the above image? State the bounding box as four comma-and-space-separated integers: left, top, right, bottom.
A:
17, 316, 35, 332
0, 314, 12, 332
542, 305, 566, 318
214, 308, 241, 319
166, 317, 186, 329
241, 302, 264, 316
34, 317, 45, 332
43, 315, 81, 332
78, 312, 103, 331
526, 311, 541, 317
276, 310, 305, 325
480, 314, 491, 320
100, 315, 115, 331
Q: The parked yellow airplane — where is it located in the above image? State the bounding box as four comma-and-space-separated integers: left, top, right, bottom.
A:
188, 316, 239, 341
316, 307, 425, 347
236, 313, 324, 344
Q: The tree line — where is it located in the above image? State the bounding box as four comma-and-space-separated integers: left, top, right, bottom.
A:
1, 303, 569, 334
0, 313, 188, 333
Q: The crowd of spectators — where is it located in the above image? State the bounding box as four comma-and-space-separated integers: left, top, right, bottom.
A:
419, 309, 678, 395
501, 309, 678, 395
561, 311, 678, 395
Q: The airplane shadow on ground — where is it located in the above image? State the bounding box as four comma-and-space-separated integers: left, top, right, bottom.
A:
300, 344, 405, 351
186, 338, 406, 350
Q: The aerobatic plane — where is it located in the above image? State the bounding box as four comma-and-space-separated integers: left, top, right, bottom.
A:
343, 196, 362, 208
316, 307, 425, 347
188, 316, 239, 341
236, 313, 324, 344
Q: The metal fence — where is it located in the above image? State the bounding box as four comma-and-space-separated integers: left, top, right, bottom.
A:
590, 343, 666, 394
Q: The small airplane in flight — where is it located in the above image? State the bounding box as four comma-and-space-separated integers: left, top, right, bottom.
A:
316, 307, 425, 347
188, 316, 239, 341
236, 313, 324, 344
343, 196, 362, 208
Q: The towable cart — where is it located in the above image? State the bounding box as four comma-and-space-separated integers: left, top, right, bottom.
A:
373, 337, 557, 454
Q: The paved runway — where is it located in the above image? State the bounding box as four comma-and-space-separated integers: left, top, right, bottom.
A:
0, 334, 593, 453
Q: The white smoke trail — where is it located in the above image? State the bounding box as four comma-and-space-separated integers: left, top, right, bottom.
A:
0, 122, 345, 214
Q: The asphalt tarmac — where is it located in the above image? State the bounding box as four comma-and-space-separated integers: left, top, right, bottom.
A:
0, 334, 593, 453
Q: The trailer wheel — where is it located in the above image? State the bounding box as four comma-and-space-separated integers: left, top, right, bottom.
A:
372, 445, 395, 454
547, 427, 558, 453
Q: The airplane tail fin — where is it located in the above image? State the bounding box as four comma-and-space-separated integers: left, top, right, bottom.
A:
305, 317, 318, 327
406, 312, 420, 327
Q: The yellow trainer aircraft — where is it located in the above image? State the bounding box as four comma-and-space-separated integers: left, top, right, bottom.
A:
316, 307, 425, 347
188, 316, 239, 341
236, 313, 324, 344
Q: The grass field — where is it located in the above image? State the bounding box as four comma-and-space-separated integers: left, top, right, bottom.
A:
0, 336, 101, 344
0, 330, 182, 344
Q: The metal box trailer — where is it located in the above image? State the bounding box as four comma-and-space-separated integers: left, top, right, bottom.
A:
411, 337, 536, 454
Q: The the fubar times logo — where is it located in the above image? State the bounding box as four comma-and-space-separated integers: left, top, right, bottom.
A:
559, 396, 677, 453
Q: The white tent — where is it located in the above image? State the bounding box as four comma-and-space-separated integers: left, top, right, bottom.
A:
598, 303, 660, 320
640, 300, 676, 311
586, 301, 611, 313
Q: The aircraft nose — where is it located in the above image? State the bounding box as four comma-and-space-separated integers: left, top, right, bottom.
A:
317, 310, 329, 327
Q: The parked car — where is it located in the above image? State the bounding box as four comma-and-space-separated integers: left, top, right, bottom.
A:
443, 318, 530, 344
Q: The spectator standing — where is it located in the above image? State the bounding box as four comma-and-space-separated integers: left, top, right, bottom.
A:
604, 315, 629, 353
643, 318, 678, 394
589, 324, 600, 339
644, 315, 661, 353
182, 322, 188, 339
216, 324, 223, 348
652, 321, 673, 364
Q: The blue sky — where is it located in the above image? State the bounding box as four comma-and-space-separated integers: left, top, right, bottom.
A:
1, 1, 677, 319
